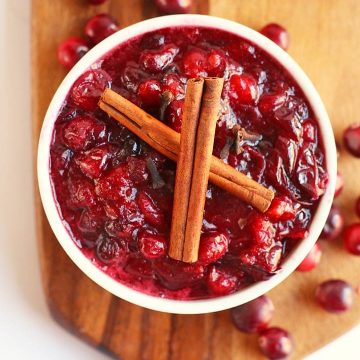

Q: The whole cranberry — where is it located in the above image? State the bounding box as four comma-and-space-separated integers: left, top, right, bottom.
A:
344, 124, 360, 157
154, 0, 192, 14
87, 0, 107, 4
198, 233, 229, 265
183, 48, 208, 78
296, 242, 322, 272
206, 266, 238, 295
320, 205, 344, 240
260, 23, 289, 50
57, 37, 89, 69
343, 223, 360, 255
258, 327, 293, 360
137, 79, 162, 107
96, 237, 122, 264
138, 233, 167, 259
165, 99, 183, 133
315, 279, 354, 312
335, 171, 344, 197
84, 14, 119, 45
231, 295, 274, 334
266, 196, 295, 222
356, 197, 360, 218
229, 73, 259, 105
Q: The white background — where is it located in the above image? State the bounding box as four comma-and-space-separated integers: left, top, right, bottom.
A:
0, 1, 358, 359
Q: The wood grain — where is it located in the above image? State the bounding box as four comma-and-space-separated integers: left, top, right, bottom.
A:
32, 1, 360, 359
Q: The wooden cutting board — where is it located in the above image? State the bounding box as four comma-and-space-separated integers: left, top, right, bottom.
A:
32, 0, 360, 359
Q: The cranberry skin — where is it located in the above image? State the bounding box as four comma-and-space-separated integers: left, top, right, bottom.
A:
84, 14, 119, 45
315, 279, 354, 312
344, 123, 360, 157
258, 327, 293, 360
343, 223, 360, 255
87, 0, 107, 4
138, 233, 167, 259
260, 23, 289, 50
356, 197, 360, 218
320, 205, 344, 240
57, 37, 89, 69
229, 74, 259, 105
198, 233, 229, 265
62, 115, 106, 151
231, 295, 274, 334
296, 242, 322, 272
154, 0, 192, 14
137, 191, 165, 228
335, 171, 344, 197
137, 79, 162, 107
96, 237, 122, 264
71, 69, 112, 111
206, 266, 238, 295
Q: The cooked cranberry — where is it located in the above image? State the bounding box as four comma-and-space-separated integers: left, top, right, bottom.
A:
260, 23, 289, 50
198, 233, 229, 265
258, 91, 287, 115
335, 171, 344, 197
343, 223, 360, 255
87, 0, 107, 4
296, 242, 322, 272
161, 73, 184, 97
165, 99, 183, 133
84, 14, 119, 45
229, 73, 259, 105
154, 0, 192, 14
57, 37, 89, 69
137, 79, 162, 107
315, 279, 354, 312
138, 233, 167, 259
248, 214, 275, 247
183, 48, 208, 78
231, 295, 274, 334
207, 49, 227, 77
320, 205, 344, 240
356, 197, 360, 218
96, 237, 122, 264
62, 115, 106, 151
266, 196, 295, 222
344, 123, 360, 157
137, 191, 165, 228
125, 255, 153, 278
127, 157, 148, 184
258, 327, 293, 360
71, 69, 111, 111
67, 171, 97, 210
140, 44, 179, 73
206, 266, 239, 295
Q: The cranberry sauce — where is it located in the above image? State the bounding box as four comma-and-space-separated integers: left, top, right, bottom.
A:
50, 27, 328, 299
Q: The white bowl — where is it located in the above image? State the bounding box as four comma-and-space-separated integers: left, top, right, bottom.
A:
38, 14, 337, 314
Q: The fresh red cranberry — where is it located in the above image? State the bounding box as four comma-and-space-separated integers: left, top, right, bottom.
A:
74, 145, 112, 179
335, 171, 344, 197
154, 0, 192, 14
71, 69, 111, 111
229, 73, 259, 105
165, 99, 183, 133
137, 191, 165, 228
57, 37, 89, 69
198, 233, 229, 265
266, 196, 295, 222
138, 233, 167, 259
343, 223, 360, 255
87, 0, 107, 4
260, 23, 289, 50
231, 295, 274, 334
320, 205, 344, 240
356, 197, 360, 218
96, 237, 122, 264
84, 14, 119, 45
62, 115, 106, 151
183, 48, 208, 78
137, 79, 162, 107
207, 49, 227, 77
140, 44, 179, 73
344, 124, 360, 157
315, 279, 354, 312
258, 327, 293, 360
296, 242, 322, 272
206, 266, 239, 295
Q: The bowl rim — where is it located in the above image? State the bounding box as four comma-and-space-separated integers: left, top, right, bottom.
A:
37, 14, 337, 314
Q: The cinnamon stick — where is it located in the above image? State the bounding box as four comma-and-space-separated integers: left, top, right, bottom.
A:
168, 78, 205, 260
99, 89, 274, 212
182, 77, 224, 263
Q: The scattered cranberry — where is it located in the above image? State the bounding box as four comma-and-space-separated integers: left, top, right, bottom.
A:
84, 14, 119, 45
296, 242, 322, 272
198, 233, 229, 265
229, 73, 259, 105
343, 123, 360, 157
231, 295, 274, 334
260, 23, 289, 50
335, 171, 344, 197
206, 266, 238, 295
87, 0, 107, 4
356, 197, 360, 218
343, 223, 360, 255
71, 69, 111, 111
315, 279, 354, 313
258, 327, 293, 360
154, 0, 192, 14
138, 233, 167, 259
137, 79, 162, 107
320, 204, 344, 240
57, 37, 89, 69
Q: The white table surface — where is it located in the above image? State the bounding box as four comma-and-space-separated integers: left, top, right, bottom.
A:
0, 1, 358, 359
